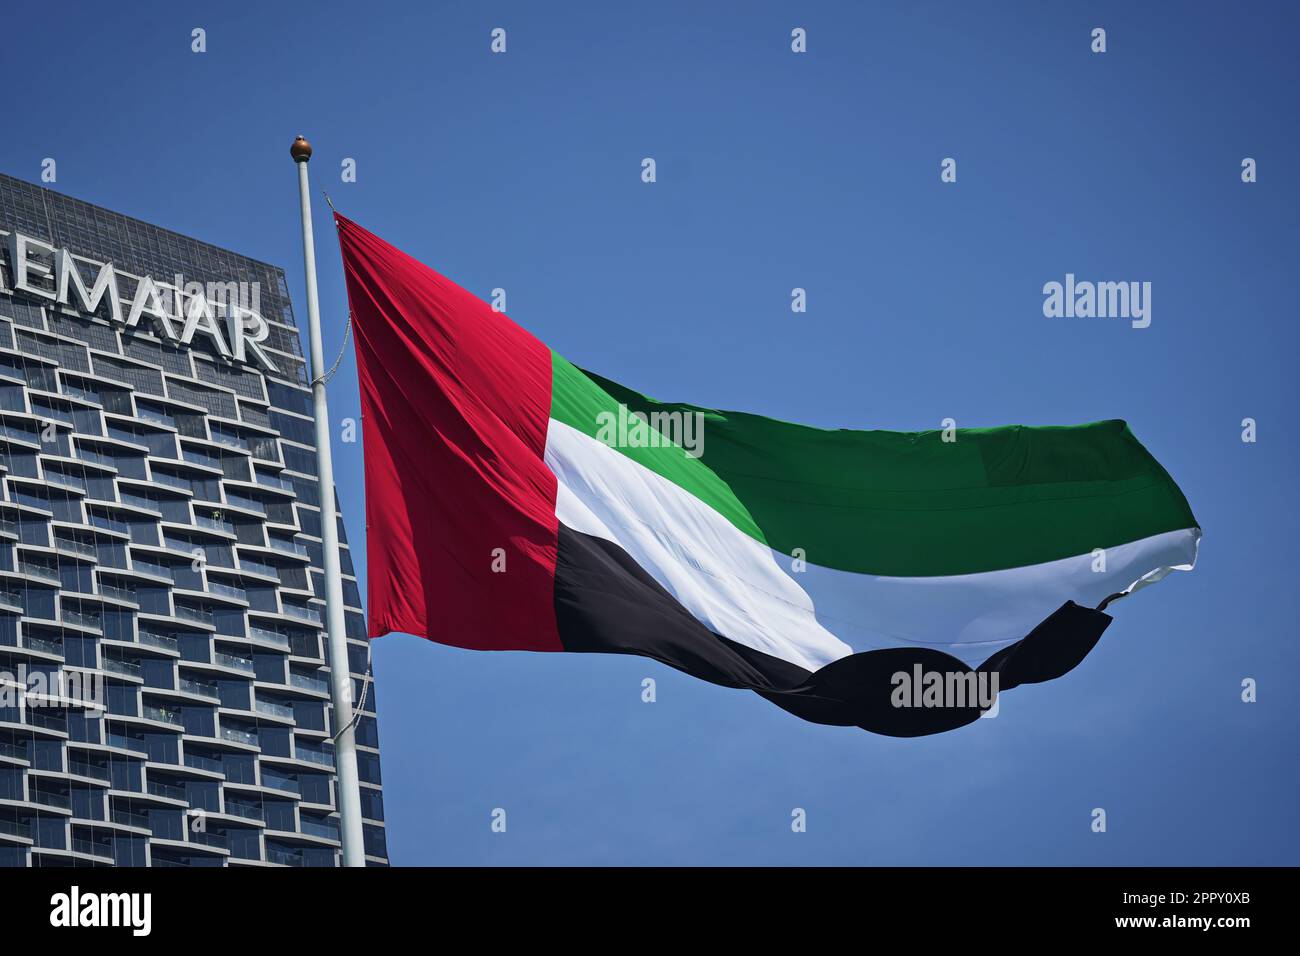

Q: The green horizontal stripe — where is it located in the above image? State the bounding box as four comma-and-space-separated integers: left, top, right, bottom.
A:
549, 351, 1198, 577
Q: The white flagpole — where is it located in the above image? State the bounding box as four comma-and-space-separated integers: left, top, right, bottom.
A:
290, 135, 366, 867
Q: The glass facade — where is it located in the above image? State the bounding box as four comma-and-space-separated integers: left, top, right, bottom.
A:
0, 173, 387, 867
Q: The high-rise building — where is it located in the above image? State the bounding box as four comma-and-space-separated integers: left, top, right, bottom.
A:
0, 173, 388, 866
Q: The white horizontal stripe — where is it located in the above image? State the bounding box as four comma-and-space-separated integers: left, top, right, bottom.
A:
798, 527, 1199, 667
545, 419, 1199, 671
547, 420, 851, 670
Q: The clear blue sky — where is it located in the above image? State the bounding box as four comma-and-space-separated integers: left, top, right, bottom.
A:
5, 0, 1297, 864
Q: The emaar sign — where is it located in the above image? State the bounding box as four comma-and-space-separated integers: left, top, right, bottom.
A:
1, 230, 278, 372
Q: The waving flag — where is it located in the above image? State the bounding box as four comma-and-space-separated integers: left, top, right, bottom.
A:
337, 214, 1199, 736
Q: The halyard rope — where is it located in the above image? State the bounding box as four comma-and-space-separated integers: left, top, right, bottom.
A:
313, 190, 351, 388
318, 190, 372, 741
312, 310, 352, 388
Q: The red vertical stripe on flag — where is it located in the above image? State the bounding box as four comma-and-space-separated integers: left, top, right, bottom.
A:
335, 215, 561, 651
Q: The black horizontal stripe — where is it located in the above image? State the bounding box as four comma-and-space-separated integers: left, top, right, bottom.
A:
552, 524, 1112, 737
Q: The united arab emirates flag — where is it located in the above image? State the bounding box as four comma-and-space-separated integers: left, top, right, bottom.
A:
336, 214, 1200, 736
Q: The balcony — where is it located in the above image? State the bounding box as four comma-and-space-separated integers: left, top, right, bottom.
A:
130, 558, 171, 579
248, 626, 290, 650
288, 634, 320, 660
146, 779, 186, 801
89, 513, 129, 535
60, 607, 103, 630
219, 725, 258, 747
214, 652, 254, 674
295, 746, 334, 769
289, 671, 328, 694
53, 536, 98, 559
76, 447, 114, 468
110, 806, 149, 828
106, 732, 146, 755
208, 581, 246, 601
298, 817, 339, 841
255, 698, 294, 720
181, 447, 220, 469
211, 432, 249, 453
68, 758, 112, 782
259, 769, 299, 794
71, 837, 114, 860
24, 712, 68, 737
188, 828, 227, 849
98, 582, 138, 603
101, 657, 142, 678
142, 704, 182, 727
120, 493, 162, 514
138, 631, 179, 653
237, 557, 279, 578
194, 514, 234, 535
267, 537, 308, 559
224, 800, 264, 822
22, 635, 63, 656
266, 846, 303, 866
0, 818, 31, 839
137, 407, 175, 429
173, 603, 214, 626
179, 676, 219, 700
0, 739, 28, 761
281, 603, 322, 626
150, 471, 192, 493
254, 471, 294, 492
225, 493, 266, 516
17, 559, 59, 582
182, 751, 224, 774
30, 789, 71, 810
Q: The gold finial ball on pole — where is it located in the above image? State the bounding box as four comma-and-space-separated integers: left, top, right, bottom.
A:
290, 135, 313, 163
